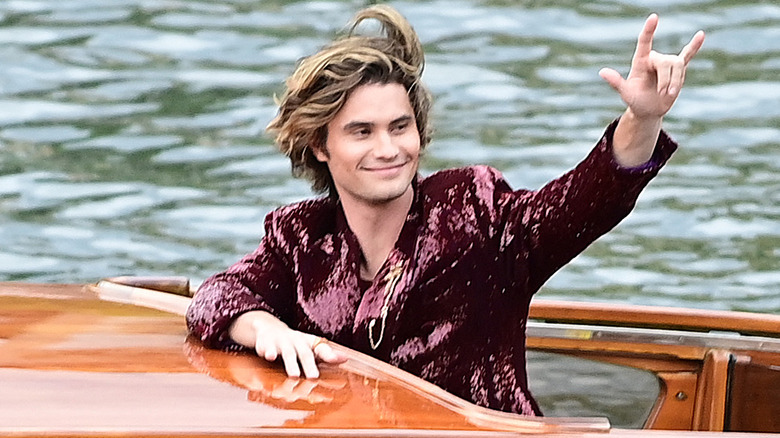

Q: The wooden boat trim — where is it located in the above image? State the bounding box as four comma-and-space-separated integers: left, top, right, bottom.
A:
0, 427, 757, 438
86, 278, 780, 434
102, 275, 193, 296
528, 322, 780, 356
96, 276, 780, 337
90, 279, 611, 435
529, 300, 780, 337
332, 344, 609, 434
525, 312, 780, 433
91, 279, 191, 315
95, 277, 780, 337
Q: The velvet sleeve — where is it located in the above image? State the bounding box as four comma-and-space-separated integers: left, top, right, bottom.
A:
185, 213, 296, 350
502, 118, 677, 292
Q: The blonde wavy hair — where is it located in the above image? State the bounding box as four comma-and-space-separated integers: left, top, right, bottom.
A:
266, 5, 433, 194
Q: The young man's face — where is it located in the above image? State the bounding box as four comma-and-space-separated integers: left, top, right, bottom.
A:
316, 82, 420, 207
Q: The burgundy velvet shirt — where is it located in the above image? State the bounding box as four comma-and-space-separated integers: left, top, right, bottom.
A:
186, 120, 677, 416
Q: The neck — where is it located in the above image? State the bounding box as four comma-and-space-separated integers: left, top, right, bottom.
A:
339, 189, 413, 281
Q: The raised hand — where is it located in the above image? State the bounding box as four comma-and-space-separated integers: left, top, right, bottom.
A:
604, 14, 705, 167
599, 14, 705, 119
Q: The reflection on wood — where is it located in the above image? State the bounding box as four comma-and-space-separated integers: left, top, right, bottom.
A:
2, 279, 779, 437
0, 294, 192, 373
0, 281, 609, 436
184, 338, 482, 430
727, 355, 780, 432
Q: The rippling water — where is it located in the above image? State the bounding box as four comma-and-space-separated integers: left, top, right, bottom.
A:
1, 0, 778, 306
1, 0, 778, 426
4, 0, 777, 313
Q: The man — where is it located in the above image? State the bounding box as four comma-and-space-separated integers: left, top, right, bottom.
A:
187, 5, 704, 416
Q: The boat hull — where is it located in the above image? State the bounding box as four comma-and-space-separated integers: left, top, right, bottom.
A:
1, 279, 777, 437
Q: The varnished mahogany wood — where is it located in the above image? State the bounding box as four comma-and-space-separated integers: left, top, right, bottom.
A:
526, 301, 779, 433
0, 281, 608, 437
104, 276, 192, 296
529, 300, 780, 337
726, 356, 780, 432
693, 350, 731, 431
644, 372, 698, 430
2, 279, 778, 437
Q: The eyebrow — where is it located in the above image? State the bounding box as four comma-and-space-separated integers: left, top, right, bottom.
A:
391, 115, 414, 126
342, 115, 414, 132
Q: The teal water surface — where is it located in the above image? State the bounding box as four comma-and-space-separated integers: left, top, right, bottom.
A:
3, 0, 777, 312
1, 0, 778, 427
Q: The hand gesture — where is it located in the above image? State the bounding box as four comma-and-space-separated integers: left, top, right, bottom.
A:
230, 310, 346, 379
599, 14, 705, 119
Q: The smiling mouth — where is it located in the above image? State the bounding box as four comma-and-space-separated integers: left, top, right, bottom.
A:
366, 164, 404, 171
363, 161, 409, 172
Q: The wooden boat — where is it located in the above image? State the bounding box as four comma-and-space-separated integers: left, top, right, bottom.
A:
1, 277, 778, 437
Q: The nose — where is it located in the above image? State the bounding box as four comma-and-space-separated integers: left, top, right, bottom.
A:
372, 130, 399, 159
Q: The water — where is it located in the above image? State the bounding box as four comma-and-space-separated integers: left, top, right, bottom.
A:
1, 0, 778, 427
1, 0, 778, 306
4, 0, 777, 313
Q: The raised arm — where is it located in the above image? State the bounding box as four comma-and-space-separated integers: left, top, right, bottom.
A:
599, 14, 705, 167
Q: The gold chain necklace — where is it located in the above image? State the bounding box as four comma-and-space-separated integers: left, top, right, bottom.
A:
368, 261, 405, 350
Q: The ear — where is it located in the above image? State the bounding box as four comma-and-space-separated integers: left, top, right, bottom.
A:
312, 144, 329, 163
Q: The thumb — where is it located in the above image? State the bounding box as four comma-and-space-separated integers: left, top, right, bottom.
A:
599, 67, 624, 93
316, 344, 348, 364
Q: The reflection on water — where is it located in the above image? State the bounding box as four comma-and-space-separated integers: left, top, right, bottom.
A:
0, 0, 778, 316
527, 351, 659, 429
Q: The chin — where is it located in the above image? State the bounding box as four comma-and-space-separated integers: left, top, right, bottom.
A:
362, 183, 413, 205
363, 191, 407, 205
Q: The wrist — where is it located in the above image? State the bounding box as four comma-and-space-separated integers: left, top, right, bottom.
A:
229, 310, 280, 348
613, 109, 663, 167
623, 107, 663, 127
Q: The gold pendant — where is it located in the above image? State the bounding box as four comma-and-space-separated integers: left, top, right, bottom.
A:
368, 261, 405, 350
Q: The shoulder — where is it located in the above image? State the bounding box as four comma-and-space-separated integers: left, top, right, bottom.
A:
416, 166, 521, 231
264, 197, 338, 245
419, 165, 514, 204
269, 196, 335, 222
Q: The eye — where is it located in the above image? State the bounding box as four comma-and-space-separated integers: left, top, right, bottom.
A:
354, 127, 371, 137
391, 121, 410, 134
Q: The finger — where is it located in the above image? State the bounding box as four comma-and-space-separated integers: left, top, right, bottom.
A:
295, 338, 320, 379
251, 318, 279, 361
668, 57, 686, 96
315, 343, 348, 364
598, 68, 624, 93
633, 13, 659, 62
680, 30, 705, 64
655, 55, 673, 95
279, 342, 301, 378
260, 336, 279, 362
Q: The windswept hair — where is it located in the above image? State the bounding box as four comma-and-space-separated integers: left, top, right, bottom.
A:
266, 5, 433, 194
